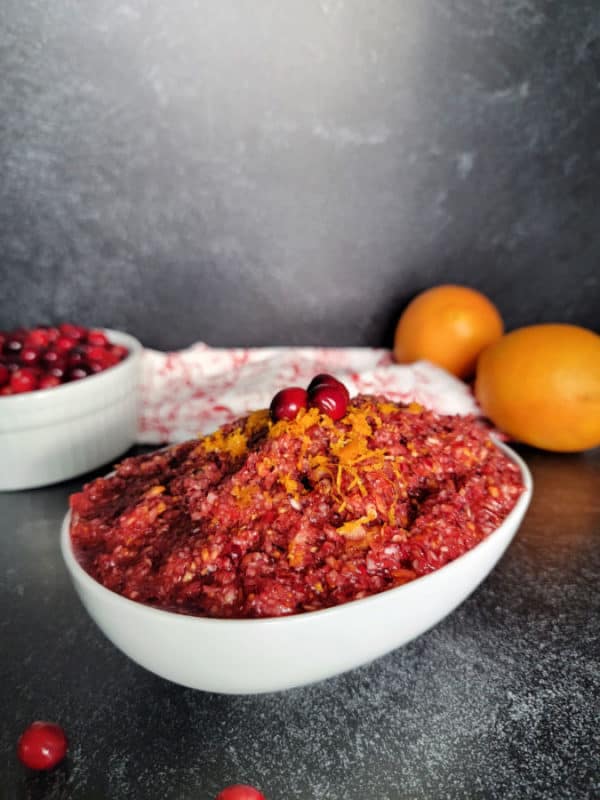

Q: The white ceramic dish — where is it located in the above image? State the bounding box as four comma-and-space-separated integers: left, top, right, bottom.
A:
0, 329, 142, 491
61, 441, 532, 694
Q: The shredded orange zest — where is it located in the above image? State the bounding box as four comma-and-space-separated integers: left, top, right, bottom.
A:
336, 507, 378, 535
287, 532, 308, 568
201, 427, 248, 459
244, 409, 271, 436
145, 485, 165, 497
199, 396, 434, 547
280, 475, 300, 499
344, 407, 374, 438
231, 484, 260, 506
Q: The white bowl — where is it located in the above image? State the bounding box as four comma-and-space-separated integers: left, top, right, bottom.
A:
0, 329, 142, 491
61, 441, 532, 694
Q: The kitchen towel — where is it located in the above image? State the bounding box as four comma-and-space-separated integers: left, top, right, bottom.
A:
138, 344, 480, 444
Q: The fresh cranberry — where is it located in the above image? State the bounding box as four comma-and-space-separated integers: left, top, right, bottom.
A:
307, 373, 350, 403
86, 345, 111, 364
66, 365, 92, 381
110, 344, 128, 361
39, 374, 62, 390
0, 324, 124, 392
59, 323, 87, 341
0, 385, 12, 396
43, 352, 68, 378
309, 383, 348, 420
270, 387, 308, 421
4, 336, 24, 355
25, 328, 52, 348
19, 346, 42, 366
46, 356, 68, 379
103, 351, 121, 367
86, 329, 109, 347
67, 348, 87, 366
55, 335, 77, 353
307, 372, 340, 391
215, 785, 266, 800
10, 368, 39, 394
42, 349, 63, 366
17, 721, 68, 771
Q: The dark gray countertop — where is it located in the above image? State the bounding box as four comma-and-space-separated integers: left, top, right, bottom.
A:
1, 447, 599, 800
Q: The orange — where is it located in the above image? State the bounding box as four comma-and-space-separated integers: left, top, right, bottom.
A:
475, 324, 600, 452
393, 285, 504, 378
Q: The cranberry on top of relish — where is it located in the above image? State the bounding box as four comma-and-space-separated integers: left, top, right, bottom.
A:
0, 324, 128, 395
307, 372, 350, 403
270, 374, 351, 423
308, 382, 348, 420
269, 387, 308, 422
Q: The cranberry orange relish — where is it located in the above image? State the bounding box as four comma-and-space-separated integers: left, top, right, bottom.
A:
70, 388, 524, 619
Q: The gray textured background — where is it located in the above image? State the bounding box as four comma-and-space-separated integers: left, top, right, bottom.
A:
1, 0, 600, 349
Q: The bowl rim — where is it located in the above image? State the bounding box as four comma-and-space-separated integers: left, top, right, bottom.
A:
0, 328, 143, 405
61, 438, 533, 630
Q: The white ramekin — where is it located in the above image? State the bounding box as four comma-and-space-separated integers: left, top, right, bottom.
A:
0, 329, 142, 491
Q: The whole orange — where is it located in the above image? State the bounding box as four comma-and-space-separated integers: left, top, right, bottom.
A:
393, 285, 504, 378
475, 324, 600, 452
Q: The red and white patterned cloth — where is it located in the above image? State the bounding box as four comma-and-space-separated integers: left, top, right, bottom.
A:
138, 344, 480, 444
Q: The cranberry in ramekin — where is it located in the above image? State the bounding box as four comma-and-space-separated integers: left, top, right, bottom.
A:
0, 324, 129, 395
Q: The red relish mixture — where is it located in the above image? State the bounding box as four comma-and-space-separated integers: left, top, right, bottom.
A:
70, 396, 524, 619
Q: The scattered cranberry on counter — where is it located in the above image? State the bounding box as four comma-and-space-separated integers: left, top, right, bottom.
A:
17, 721, 68, 771
308, 382, 349, 420
215, 785, 266, 800
270, 386, 308, 421
0, 324, 128, 395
